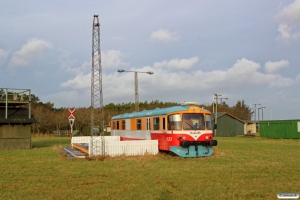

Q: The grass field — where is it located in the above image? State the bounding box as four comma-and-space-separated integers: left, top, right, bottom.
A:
0, 136, 299, 200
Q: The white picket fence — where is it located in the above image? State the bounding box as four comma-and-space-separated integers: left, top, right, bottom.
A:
53, 130, 71, 136
71, 136, 158, 157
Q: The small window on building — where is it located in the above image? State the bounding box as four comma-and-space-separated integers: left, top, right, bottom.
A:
154, 117, 160, 130
137, 119, 141, 130
122, 120, 125, 130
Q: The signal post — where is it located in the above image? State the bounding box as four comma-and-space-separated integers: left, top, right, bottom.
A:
68, 109, 76, 139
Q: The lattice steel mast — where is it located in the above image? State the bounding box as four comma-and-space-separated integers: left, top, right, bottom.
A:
90, 15, 104, 157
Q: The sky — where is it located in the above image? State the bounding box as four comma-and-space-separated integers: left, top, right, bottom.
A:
0, 0, 300, 120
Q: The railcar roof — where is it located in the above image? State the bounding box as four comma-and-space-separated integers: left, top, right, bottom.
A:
111, 105, 210, 120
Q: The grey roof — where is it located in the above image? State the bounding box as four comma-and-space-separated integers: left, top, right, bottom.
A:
0, 107, 36, 124
211, 112, 245, 124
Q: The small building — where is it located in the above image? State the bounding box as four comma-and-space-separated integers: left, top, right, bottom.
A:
212, 112, 245, 137
0, 88, 36, 149
244, 121, 257, 135
259, 119, 300, 139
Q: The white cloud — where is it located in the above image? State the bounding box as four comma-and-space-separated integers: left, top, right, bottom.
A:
153, 57, 199, 69
151, 58, 294, 91
72, 61, 90, 75
102, 50, 128, 69
265, 60, 289, 73
150, 29, 179, 42
9, 38, 52, 67
59, 51, 80, 73
59, 58, 295, 108
222, 58, 293, 88
275, 0, 300, 40
60, 50, 127, 77
61, 73, 91, 89
0, 48, 9, 66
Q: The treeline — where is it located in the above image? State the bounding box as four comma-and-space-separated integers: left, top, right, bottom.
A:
201, 100, 252, 120
30, 96, 251, 135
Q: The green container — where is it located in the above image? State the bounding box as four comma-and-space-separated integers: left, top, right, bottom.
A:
259, 119, 300, 139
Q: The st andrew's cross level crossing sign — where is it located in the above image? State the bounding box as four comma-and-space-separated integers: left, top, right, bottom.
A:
68, 109, 76, 129
68, 109, 76, 119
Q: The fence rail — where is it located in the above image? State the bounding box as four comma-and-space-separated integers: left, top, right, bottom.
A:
53, 130, 71, 136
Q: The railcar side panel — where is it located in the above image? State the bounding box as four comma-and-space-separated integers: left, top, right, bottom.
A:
130, 118, 136, 130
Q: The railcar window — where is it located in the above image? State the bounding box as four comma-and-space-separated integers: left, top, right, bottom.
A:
183, 114, 205, 130
117, 121, 120, 130
154, 117, 160, 130
122, 120, 125, 130
137, 119, 141, 130
146, 118, 151, 130
168, 114, 182, 130
163, 118, 166, 130
205, 115, 212, 130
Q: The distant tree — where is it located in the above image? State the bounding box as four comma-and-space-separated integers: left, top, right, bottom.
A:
52, 108, 69, 133
29, 95, 252, 136
231, 100, 251, 120
31, 96, 55, 135
204, 100, 250, 120
32, 104, 52, 135
30, 94, 40, 103
73, 107, 91, 134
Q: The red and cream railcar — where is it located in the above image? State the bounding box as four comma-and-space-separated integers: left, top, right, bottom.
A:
110, 102, 217, 157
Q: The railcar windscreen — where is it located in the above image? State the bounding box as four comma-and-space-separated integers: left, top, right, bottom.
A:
183, 114, 205, 130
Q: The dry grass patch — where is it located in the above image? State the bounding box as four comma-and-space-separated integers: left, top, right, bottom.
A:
212, 146, 230, 157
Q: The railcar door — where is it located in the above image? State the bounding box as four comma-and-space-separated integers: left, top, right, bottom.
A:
146, 117, 151, 139
111, 121, 117, 136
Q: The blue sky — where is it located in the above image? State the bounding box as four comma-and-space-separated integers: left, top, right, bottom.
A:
0, 0, 300, 120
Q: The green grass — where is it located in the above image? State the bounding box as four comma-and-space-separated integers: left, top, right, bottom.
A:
0, 136, 299, 200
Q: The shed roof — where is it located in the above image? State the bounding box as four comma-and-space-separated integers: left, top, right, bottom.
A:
0, 107, 36, 124
211, 112, 245, 124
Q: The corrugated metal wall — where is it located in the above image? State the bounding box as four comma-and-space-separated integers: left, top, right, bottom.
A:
260, 120, 300, 139
213, 114, 245, 137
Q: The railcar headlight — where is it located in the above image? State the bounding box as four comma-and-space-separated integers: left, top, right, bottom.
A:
178, 136, 186, 141
205, 136, 209, 140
